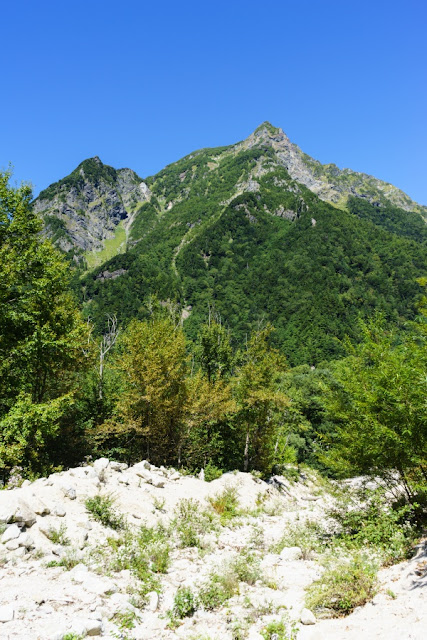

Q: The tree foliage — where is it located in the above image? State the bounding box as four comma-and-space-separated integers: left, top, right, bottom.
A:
322, 318, 427, 498
0, 171, 90, 477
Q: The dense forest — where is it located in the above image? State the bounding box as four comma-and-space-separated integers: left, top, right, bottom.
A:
1, 170, 426, 511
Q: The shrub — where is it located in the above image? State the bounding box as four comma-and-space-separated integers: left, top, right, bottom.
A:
272, 519, 327, 559
171, 586, 198, 619
45, 551, 79, 570
44, 523, 69, 545
305, 554, 377, 616
204, 462, 223, 482
208, 485, 240, 522
85, 494, 125, 530
173, 498, 217, 547
260, 616, 298, 640
328, 490, 418, 564
198, 551, 259, 610
107, 522, 169, 596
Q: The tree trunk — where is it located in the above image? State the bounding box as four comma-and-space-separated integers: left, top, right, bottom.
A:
244, 431, 250, 472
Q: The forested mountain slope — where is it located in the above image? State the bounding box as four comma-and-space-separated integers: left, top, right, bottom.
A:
33, 123, 427, 365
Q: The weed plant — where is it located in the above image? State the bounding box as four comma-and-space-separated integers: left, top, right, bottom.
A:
272, 519, 328, 559
328, 490, 418, 564
85, 494, 125, 530
45, 523, 70, 545
305, 553, 377, 616
260, 616, 299, 640
173, 498, 217, 547
208, 486, 240, 523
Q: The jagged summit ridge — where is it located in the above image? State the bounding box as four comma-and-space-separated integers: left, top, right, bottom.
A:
241, 123, 426, 213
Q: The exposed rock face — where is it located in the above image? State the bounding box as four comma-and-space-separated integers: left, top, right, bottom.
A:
33, 157, 151, 256
240, 122, 427, 214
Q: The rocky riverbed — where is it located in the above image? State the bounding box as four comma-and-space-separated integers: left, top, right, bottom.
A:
0, 460, 425, 640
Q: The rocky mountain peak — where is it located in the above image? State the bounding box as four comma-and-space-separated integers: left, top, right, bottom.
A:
240, 123, 426, 214
33, 158, 151, 260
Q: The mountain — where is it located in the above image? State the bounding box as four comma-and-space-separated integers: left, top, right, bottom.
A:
33, 123, 427, 365
33, 156, 151, 267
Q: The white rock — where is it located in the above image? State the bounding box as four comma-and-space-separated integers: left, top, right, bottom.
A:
18, 532, 34, 548
77, 531, 89, 549
72, 569, 89, 583
300, 607, 316, 625
14, 500, 37, 527
30, 496, 50, 516
169, 472, 180, 481
132, 460, 151, 473
279, 545, 302, 561
108, 592, 137, 613
21, 479, 31, 487
0, 505, 15, 524
69, 619, 87, 636
59, 483, 76, 500
52, 504, 66, 517
1, 523, 21, 543
85, 618, 103, 635
5, 538, 20, 551
147, 590, 159, 611
94, 457, 110, 471
110, 461, 128, 471
133, 466, 152, 482
0, 605, 15, 622
151, 476, 165, 488
94, 458, 110, 480
83, 576, 117, 596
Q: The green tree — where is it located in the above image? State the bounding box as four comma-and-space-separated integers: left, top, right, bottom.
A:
322, 318, 427, 499
180, 370, 236, 469
233, 326, 288, 473
110, 314, 188, 465
196, 316, 234, 383
0, 171, 90, 478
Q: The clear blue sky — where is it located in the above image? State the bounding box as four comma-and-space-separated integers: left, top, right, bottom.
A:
2, 0, 426, 204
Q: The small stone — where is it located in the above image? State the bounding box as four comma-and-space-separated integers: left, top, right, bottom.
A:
31, 497, 50, 516
151, 476, 165, 488
0, 605, 15, 622
18, 533, 34, 549
52, 504, 66, 517
14, 500, 37, 527
59, 483, 76, 499
169, 472, 180, 481
300, 607, 316, 625
1, 523, 21, 543
147, 590, 159, 612
85, 618, 103, 635
110, 461, 128, 471
279, 546, 302, 561
5, 539, 20, 551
